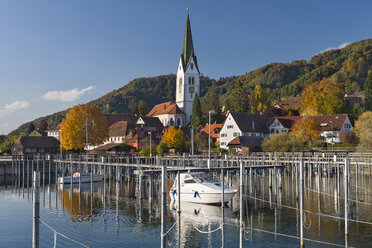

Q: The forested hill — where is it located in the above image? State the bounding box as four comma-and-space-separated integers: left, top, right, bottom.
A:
12, 39, 372, 134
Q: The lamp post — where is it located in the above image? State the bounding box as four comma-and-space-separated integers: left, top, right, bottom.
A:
148, 131, 152, 158
208, 110, 215, 169
86, 117, 88, 166
330, 120, 334, 151
59, 129, 63, 160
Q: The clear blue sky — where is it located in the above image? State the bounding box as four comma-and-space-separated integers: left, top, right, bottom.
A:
0, 0, 371, 133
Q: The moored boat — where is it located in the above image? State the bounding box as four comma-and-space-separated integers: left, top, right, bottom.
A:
57, 172, 103, 184
169, 172, 237, 204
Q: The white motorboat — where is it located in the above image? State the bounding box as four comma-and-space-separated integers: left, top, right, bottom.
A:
57, 172, 103, 184
169, 172, 237, 204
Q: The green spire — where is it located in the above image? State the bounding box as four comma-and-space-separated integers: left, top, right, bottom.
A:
181, 12, 199, 72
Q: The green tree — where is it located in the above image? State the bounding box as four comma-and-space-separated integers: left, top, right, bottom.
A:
156, 142, 169, 155
60, 104, 109, 151
202, 85, 223, 123
25, 123, 35, 134
364, 70, 372, 111
262, 133, 305, 152
191, 94, 202, 128
137, 100, 149, 116
0, 140, 12, 153
353, 111, 372, 150
248, 85, 271, 113
228, 82, 249, 112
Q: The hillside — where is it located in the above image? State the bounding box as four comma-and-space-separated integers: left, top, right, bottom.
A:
12, 39, 372, 134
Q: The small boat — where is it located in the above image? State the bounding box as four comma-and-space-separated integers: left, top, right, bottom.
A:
57, 172, 103, 184
169, 172, 237, 204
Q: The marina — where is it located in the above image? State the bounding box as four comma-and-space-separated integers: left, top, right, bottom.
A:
1, 153, 372, 247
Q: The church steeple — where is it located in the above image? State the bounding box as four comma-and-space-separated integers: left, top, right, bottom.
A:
176, 9, 201, 125
181, 11, 199, 73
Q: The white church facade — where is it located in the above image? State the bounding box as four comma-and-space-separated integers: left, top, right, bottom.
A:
147, 12, 200, 126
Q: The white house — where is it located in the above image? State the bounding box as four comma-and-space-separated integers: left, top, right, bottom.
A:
312, 114, 353, 144
219, 112, 270, 150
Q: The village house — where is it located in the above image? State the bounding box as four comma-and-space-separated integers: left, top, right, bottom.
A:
227, 136, 263, 155
46, 124, 60, 141
196, 123, 223, 144
147, 102, 185, 127
269, 114, 353, 144
219, 112, 271, 150
12, 136, 60, 156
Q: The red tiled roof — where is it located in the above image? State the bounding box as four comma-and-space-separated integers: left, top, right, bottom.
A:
200, 124, 223, 139
310, 114, 348, 132
147, 102, 184, 116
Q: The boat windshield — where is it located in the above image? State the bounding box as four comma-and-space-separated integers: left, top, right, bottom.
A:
193, 174, 218, 183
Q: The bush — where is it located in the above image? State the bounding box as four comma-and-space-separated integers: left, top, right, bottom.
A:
139, 146, 156, 157
156, 142, 169, 156
262, 133, 305, 152
212, 147, 227, 154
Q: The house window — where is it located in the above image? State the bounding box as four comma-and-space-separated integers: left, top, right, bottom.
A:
191, 63, 194, 70
179, 77, 182, 84
221, 133, 227, 137
191, 77, 194, 84
233, 132, 239, 137
26, 148, 31, 153
221, 142, 226, 146
227, 125, 234, 129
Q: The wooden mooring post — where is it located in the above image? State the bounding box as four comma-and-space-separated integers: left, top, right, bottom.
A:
32, 170, 40, 248
299, 160, 304, 248
160, 165, 167, 248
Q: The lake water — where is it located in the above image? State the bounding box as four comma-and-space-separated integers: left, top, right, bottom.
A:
1, 167, 372, 247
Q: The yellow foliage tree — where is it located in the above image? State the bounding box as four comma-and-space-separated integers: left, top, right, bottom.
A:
300, 78, 345, 116
248, 85, 271, 114
161, 126, 185, 150
60, 104, 108, 151
291, 117, 321, 142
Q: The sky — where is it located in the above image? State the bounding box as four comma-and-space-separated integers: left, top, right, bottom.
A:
0, 0, 371, 134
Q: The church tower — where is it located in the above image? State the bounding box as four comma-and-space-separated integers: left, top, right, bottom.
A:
176, 11, 200, 125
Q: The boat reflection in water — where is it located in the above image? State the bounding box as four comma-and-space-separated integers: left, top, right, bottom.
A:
169, 200, 236, 248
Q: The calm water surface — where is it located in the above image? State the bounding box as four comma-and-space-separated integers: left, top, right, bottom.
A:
1, 168, 372, 247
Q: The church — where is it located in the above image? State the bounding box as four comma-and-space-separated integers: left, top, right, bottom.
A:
147, 12, 200, 127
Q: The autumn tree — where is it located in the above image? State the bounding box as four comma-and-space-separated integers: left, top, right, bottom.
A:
353, 111, 372, 150
60, 104, 108, 151
291, 117, 321, 142
300, 78, 346, 115
191, 94, 202, 128
36, 120, 48, 132
248, 85, 271, 114
364, 70, 372, 111
161, 126, 186, 151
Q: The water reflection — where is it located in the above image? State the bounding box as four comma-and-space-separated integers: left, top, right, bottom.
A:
3, 166, 372, 247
